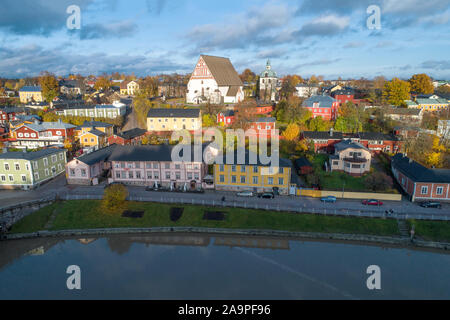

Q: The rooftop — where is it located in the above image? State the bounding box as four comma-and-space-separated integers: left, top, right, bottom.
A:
0, 148, 65, 161
147, 108, 201, 118
392, 154, 450, 183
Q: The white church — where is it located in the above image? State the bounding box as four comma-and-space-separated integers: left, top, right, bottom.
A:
186, 55, 244, 105
259, 59, 278, 102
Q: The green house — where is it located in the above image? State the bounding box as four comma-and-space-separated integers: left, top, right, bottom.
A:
0, 148, 67, 190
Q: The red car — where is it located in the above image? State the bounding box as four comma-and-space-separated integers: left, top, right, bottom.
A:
362, 199, 384, 206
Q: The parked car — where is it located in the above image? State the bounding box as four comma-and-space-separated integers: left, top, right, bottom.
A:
258, 192, 275, 199
419, 201, 442, 209
362, 199, 384, 206
321, 196, 337, 203
237, 191, 254, 197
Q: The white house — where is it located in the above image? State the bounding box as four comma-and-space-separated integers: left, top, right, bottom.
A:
295, 83, 319, 98
186, 55, 244, 105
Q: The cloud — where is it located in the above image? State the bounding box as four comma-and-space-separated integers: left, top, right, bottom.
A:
79, 20, 138, 39
343, 41, 365, 48
420, 60, 450, 70
186, 3, 292, 50
146, 0, 168, 15
256, 48, 288, 59
0, 44, 187, 77
293, 15, 350, 38
0, 0, 93, 36
297, 58, 342, 68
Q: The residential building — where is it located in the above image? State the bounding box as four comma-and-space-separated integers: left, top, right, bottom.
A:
248, 117, 277, 137
75, 121, 114, 149
108, 128, 147, 146
147, 108, 202, 132
214, 152, 292, 195
120, 80, 140, 96
0, 148, 67, 190
385, 107, 424, 123
302, 95, 340, 121
259, 60, 278, 102
330, 88, 356, 106
391, 153, 450, 202
109, 145, 207, 189
295, 84, 319, 98
217, 110, 236, 126
59, 79, 84, 95
329, 140, 372, 176
55, 102, 126, 119
407, 98, 449, 112
294, 157, 313, 175
66, 145, 116, 185
19, 86, 43, 104
302, 130, 402, 154
10, 120, 76, 149
0, 107, 27, 125
186, 55, 244, 104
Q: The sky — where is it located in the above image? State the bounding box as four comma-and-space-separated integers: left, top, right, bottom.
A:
0, 0, 449, 80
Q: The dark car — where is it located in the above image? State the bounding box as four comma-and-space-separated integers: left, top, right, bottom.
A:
419, 201, 442, 209
321, 196, 337, 203
362, 199, 383, 206
258, 192, 275, 199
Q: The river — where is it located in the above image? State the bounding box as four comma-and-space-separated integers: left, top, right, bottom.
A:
0, 234, 449, 299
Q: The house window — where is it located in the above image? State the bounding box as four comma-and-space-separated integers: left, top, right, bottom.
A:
278, 178, 284, 185
45, 169, 49, 176
176, 172, 181, 180
231, 176, 237, 183
8, 175, 13, 182
231, 165, 236, 172
165, 172, 171, 180
219, 175, 225, 183
187, 172, 193, 180
43, 158, 48, 166
4, 163, 9, 171
15, 163, 20, 170
165, 163, 170, 169
59, 153, 64, 160
436, 187, 444, 195
34, 173, 39, 180
58, 164, 62, 171
241, 166, 246, 173
253, 176, 258, 184
52, 155, 57, 163
253, 166, 258, 173
219, 164, 224, 172
147, 172, 152, 179
279, 167, 284, 174
154, 172, 159, 179
421, 186, 428, 195
33, 161, 38, 169
268, 177, 274, 185
240, 176, 246, 183
175, 164, 181, 170
153, 163, 159, 169
129, 171, 134, 179
80, 169, 86, 177
70, 169, 75, 176
136, 171, 141, 179
21, 175, 26, 182
194, 173, 199, 180
0, 175, 5, 181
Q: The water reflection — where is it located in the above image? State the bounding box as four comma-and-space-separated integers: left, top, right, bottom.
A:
0, 233, 449, 299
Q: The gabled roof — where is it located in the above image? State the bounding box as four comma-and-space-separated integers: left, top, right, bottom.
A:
74, 145, 117, 166
19, 86, 42, 92
386, 107, 422, 116
334, 139, 368, 152
303, 131, 344, 140
392, 154, 450, 183
200, 55, 243, 86
303, 95, 336, 108
252, 117, 276, 123
226, 86, 240, 97
76, 121, 114, 129
80, 129, 105, 137
147, 108, 201, 118
416, 98, 449, 105
0, 148, 65, 161
15, 121, 76, 132
115, 128, 147, 140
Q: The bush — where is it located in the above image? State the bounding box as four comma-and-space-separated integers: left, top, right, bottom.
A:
101, 184, 129, 214
364, 172, 393, 192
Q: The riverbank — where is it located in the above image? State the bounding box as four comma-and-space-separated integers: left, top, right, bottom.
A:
4, 200, 450, 246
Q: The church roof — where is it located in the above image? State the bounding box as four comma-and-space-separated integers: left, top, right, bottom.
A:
260, 60, 277, 78
200, 55, 243, 87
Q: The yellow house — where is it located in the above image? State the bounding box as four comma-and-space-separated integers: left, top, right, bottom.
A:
416, 98, 449, 112
19, 86, 43, 104
120, 80, 140, 96
75, 121, 114, 148
79, 129, 107, 148
147, 108, 202, 132
214, 153, 292, 195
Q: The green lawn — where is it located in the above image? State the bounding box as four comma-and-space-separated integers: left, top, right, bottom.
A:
408, 220, 450, 242
9, 200, 399, 237
10, 203, 59, 234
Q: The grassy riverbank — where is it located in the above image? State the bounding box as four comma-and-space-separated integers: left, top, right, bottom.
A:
11, 200, 400, 236
407, 220, 450, 242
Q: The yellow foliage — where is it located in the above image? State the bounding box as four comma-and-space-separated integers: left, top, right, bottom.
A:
101, 184, 129, 214
282, 123, 300, 141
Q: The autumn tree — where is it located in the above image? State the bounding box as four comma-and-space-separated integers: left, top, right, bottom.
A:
334, 102, 364, 133
102, 184, 129, 214
436, 84, 450, 94
94, 75, 112, 91
409, 74, 434, 94
39, 72, 60, 103
139, 76, 159, 99
282, 123, 300, 141
382, 78, 411, 106
365, 172, 393, 192
307, 116, 331, 131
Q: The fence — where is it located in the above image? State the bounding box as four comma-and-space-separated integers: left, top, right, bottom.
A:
60, 193, 450, 222
297, 188, 402, 201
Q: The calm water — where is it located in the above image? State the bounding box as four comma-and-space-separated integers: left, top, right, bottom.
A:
0, 234, 449, 300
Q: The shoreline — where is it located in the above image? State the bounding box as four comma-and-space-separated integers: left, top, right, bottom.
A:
3, 226, 450, 251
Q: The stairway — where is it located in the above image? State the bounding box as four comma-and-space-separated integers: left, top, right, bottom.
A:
397, 219, 410, 238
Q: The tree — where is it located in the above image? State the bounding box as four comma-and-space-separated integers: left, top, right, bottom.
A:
94, 75, 112, 91
139, 76, 159, 99
409, 74, 434, 94
142, 134, 162, 145
39, 72, 59, 103
382, 78, 411, 106
334, 102, 364, 133
101, 184, 129, 214
202, 114, 216, 127
133, 94, 153, 128
307, 116, 330, 131
373, 76, 386, 90
364, 172, 393, 192
282, 123, 300, 141
436, 84, 450, 95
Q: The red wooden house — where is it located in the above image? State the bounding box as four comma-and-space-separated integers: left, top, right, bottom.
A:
108, 128, 147, 146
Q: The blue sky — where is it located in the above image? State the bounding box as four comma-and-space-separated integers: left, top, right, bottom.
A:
0, 0, 449, 79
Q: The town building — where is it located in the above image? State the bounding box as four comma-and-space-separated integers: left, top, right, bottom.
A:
10, 120, 76, 149
59, 79, 85, 96
214, 151, 292, 195
66, 145, 117, 185
302, 130, 402, 154
302, 95, 340, 121
19, 86, 43, 104
107, 128, 147, 146
0, 148, 67, 190
119, 80, 140, 96
55, 101, 126, 119
75, 121, 114, 149
330, 88, 356, 106
108, 145, 207, 190
186, 55, 244, 104
406, 97, 449, 112
217, 110, 235, 126
248, 117, 276, 137
294, 157, 313, 175
329, 140, 372, 176
259, 60, 278, 102
0, 107, 27, 125
391, 153, 450, 202
147, 108, 202, 132
385, 107, 424, 123
295, 84, 319, 98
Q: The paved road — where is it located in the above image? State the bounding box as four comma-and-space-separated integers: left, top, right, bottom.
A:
2, 177, 449, 219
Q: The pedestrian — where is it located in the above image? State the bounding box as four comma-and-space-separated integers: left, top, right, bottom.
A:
222, 196, 225, 202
